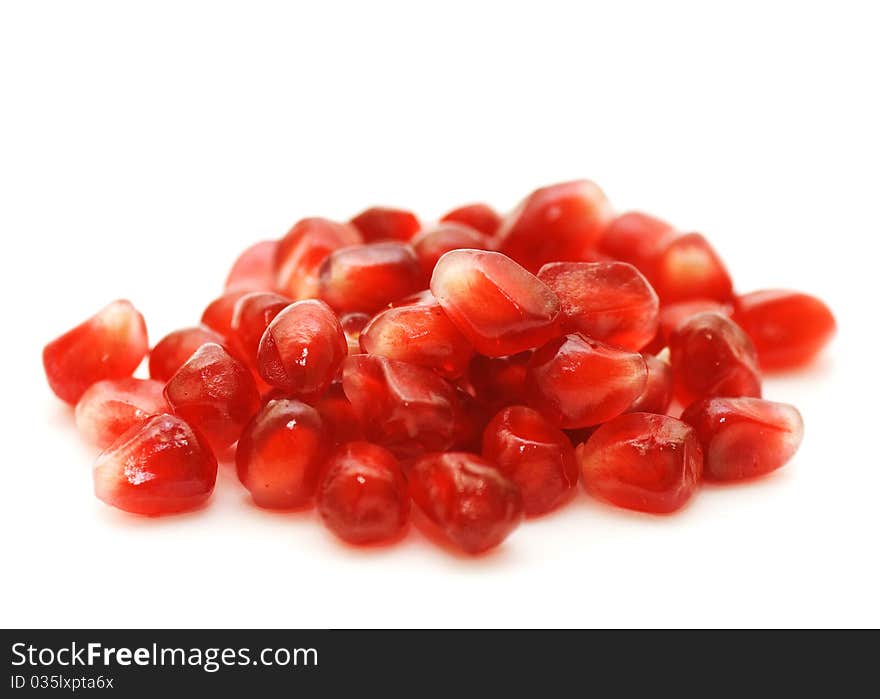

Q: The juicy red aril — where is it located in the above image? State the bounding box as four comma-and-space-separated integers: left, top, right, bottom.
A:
537, 261, 659, 351
430, 249, 561, 357
681, 397, 803, 481
257, 299, 347, 400
467, 351, 532, 410
225, 240, 278, 293
359, 301, 473, 379
577, 412, 703, 514
350, 206, 421, 242
339, 312, 372, 356
274, 217, 362, 300
313, 382, 364, 444
94, 413, 217, 516
230, 291, 291, 365
342, 354, 462, 460
668, 311, 762, 405
201, 290, 249, 340
481, 405, 578, 516
496, 180, 613, 272
43, 300, 149, 405
642, 298, 736, 354
440, 203, 502, 237
317, 441, 410, 545
75, 378, 167, 449
318, 241, 424, 313
164, 342, 260, 452
598, 211, 676, 276
651, 233, 734, 304
733, 289, 836, 370
408, 452, 523, 554
627, 353, 673, 414
411, 223, 493, 277
236, 399, 328, 509
526, 334, 647, 428
149, 326, 228, 382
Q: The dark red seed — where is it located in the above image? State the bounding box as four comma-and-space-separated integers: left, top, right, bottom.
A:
350, 206, 421, 242
440, 203, 502, 237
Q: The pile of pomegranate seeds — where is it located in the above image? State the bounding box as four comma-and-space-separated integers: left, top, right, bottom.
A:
43, 180, 836, 555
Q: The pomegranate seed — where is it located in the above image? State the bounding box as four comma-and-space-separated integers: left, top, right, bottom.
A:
201, 290, 249, 340
342, 354, 462, 460
496, 180, 613, 271
230, 292, 291, 365
440, 203, 502, 237
149, 326, 228, 382
409, 452, 523, 554
75, 378, 167, 449
577, 412, 703, 513
360, 301, 474, 379
668, 311, 761, 405
526, 333, 648, 428
94, 413, 217, 516
430, 249, 562, 357
257, 299, 347, 400
642, 298, 736, 354
350, 206, 421, 242
164, 342, 260, 452
318, 241, 425, 313
43, 300, 149, 405
468, 351, 532, 409
313, 382, 364, 444
598, 211, 676, 276
733, 290, 836, 370
317, 441, 410, 544
410, 223, 493, 276
236, 399, 328, 509
651, 233, 734, 304
537, 261, 659, 351
681, 397, 803, 481
224, 239, 278, 292
627, 353, 673, 414
482, 405, 578, 516
274, 217, 362, 299
339, 312, 372, 356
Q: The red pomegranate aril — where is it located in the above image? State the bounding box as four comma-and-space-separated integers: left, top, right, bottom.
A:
230, 292, 291, 365
651, 233, 734, 304
339, 312, 371, 356
733, 290, 836, 370
257, 299, 347, 400
643, 298, 736, 354
468, 351, 532, 409
411, 223, 493, 276
75, 378, 167, 449
681, 397, 803, 481
94, 413, 217, 516
409, 452, 523, 554
318, 241, 424, 313
430, 249, 562, 357
342, 354, 462, 460
313, 382, 364, 444
201, 290, 249, 340
317, 442, 410, 545
274, 217, 362, 300
526, 334, 648, 428
482, 406, 578, 516
577, 412, 703, 514
360, 301, 474, 379
236, 399, 328, 509
350, 206, 421, 242
440, 203, 503, 237
43, 300, 149, 405
668, 311, 762, 405
225, 239, 278, 292
164, 342, 261, 452
537, 261, 659, 351
627, 353, 673, 414
496, 180, 613, 272
598, 211, 676, 276
149, 326, 228, 382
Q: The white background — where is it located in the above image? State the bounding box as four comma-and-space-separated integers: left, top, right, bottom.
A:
1, 1, 878, 628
